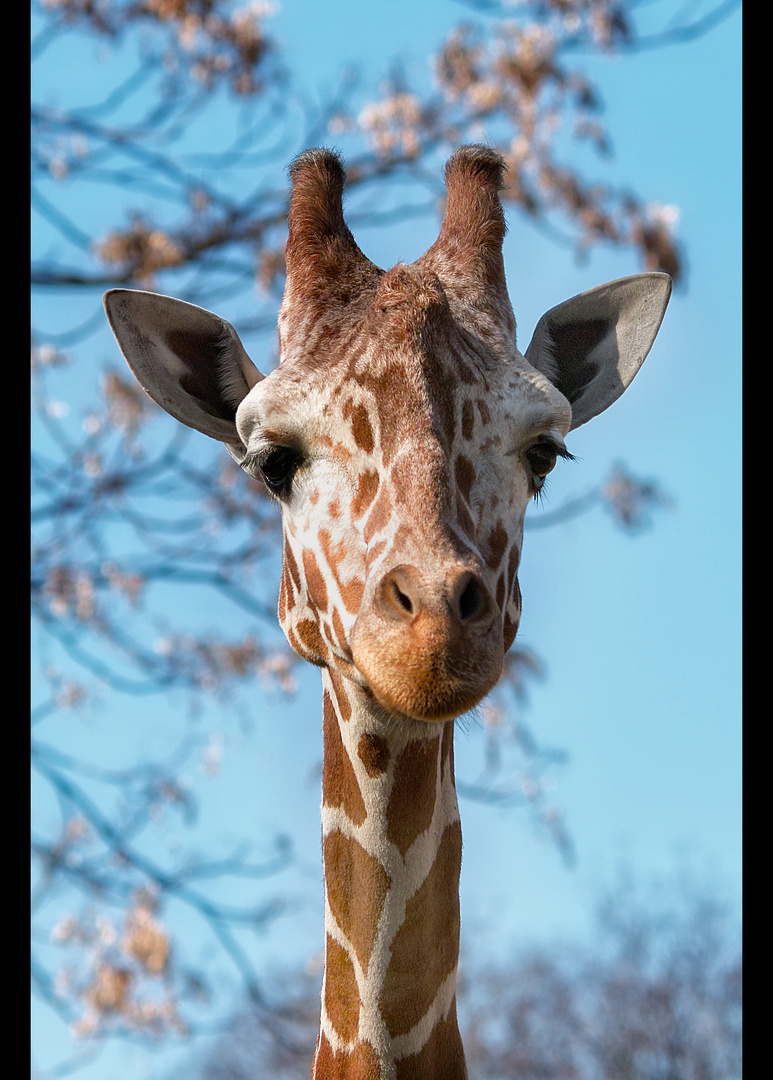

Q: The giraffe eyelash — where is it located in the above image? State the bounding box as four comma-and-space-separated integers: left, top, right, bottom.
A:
524, 435, 575, 501
245, 444, 304, 496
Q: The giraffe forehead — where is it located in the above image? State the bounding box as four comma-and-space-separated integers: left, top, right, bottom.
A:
236, 342, 568, 461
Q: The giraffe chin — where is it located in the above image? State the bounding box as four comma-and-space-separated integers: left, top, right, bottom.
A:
351, 634, 504, 723
366, 679, 496, 723
359, 667, 501, 722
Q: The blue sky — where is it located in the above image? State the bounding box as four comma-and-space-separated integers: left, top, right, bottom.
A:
32, 1, 741, 1075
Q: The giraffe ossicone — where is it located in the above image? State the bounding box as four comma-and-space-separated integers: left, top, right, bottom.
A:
104, 145, 670, 1079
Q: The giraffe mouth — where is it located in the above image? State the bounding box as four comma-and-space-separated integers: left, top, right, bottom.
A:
351, 611, 504, 722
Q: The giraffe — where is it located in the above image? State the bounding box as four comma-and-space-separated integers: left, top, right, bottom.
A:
103, 145, 671, 1079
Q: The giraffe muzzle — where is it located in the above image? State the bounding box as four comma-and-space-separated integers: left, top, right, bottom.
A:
351, 563, 503, 722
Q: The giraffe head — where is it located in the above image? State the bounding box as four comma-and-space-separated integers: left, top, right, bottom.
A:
104, 146, 670, 724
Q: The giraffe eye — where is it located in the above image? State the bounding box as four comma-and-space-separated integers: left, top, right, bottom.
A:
255, 446, 303, 496
524, 436, 574, 495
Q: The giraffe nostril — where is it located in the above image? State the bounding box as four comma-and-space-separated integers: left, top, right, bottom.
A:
374, 565, 494, 629
375, 565, 423, 623
457, 575, 484, 622
390, 580, 414, 615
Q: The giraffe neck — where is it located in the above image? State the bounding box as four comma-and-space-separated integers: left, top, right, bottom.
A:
312, 667, 467, 1080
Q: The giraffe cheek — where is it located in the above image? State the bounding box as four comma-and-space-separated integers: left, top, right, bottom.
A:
287, 617, 329, 667
502, 575, 522, 653
329, 607, 353, 662
503, 611, 520, 653
303, 549, 329, 615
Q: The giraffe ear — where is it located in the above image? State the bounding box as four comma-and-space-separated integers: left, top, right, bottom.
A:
525, 273, 671, 430
103, 289, 263, 449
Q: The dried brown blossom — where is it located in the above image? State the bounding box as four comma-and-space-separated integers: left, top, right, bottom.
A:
102, 371, 149, 434
84, 963, 132, 1014
122, 903, 170, 975
94, 218, 185, 283
45, 567, 97, 621
358, 92, 426, 160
